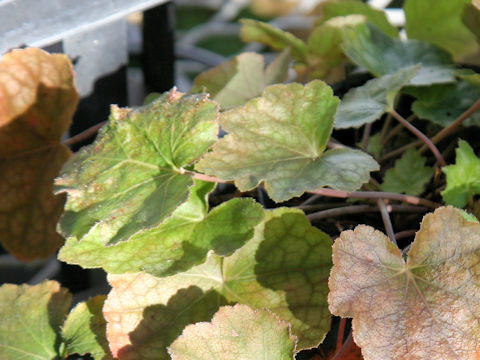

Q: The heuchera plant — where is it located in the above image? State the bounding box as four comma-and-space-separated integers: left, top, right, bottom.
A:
1, 0, 480, 359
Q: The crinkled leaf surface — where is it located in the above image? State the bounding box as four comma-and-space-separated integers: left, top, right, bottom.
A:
62, 295, 112, 360
342, 23, 456, 86
0, 280, 72, 359
196, 81, 378, 201
442, 140, 480, 207
168, 304, 297, 360
240, 19, 308, 61
0, 48, 78, 260
335, 66, 419, 129
405, 80, 480, 127
56, 89, 219, 247
328, 206, 480, 360
59, 180, 264, 277
190, 51, 290, 110
104, 208, 332, 359
404, 0, 478, 60
316, 0, 398, 37
380, 148, 433, 196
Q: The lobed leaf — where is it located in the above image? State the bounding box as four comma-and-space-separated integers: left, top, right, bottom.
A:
55, 89, 219, 247
168, 304, 297, 360
0, 281, 72, 359
196, 81, 378, 202
62, 295, 113, 360
190, 51, 290, 110
335, 66, 420, 128
442, 140, 480, 207
380, 148, 434, 196
328, 206, 480, 360
0, 48, 78, 260
342, 23, 456, 86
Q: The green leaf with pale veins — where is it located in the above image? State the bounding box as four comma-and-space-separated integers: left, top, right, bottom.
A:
342, 23, 456, 85
0, 281, 72, 360
404, 80, 480, 127
240, 19, 308, 61
405, 0, 478, 60
316, 0, 398, 37
168, 304, 297, 360
55, 89, 219, 247
62, 295, 113, 360
103, 208, 332, 359
442, 140, 480, 207
328, 206, 480, 360
190, 50, 290, 110
380, 148, 434, 196
58, 180, 265, 277
196, 81, 378, 202
335, 66, 420, 129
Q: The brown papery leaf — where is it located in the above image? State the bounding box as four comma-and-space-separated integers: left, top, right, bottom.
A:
328, 206, 480, 360
0, 48, 78, 260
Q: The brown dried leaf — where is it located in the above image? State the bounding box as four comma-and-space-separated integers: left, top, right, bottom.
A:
328, 206, 480, 360
0, 48, 78, 260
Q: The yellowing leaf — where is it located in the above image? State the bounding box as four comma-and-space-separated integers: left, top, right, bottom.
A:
168, 304, 297, 360
0, 48, 78, 260
328, 206, 480, 360
196, 81, 378, 202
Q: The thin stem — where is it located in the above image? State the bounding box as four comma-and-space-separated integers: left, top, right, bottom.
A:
63, 121, 107, 146
361, 122, 372, 151
380, 113, 393, 141
390, 110, 446, 166
380, 140, 422, 162
307, 188, 440, 208
382, 114, 416, 145
423, 97, 480, 151
190, 172, 228, 183
331, 332, 357, 360
394, 229, 417, 241
307, 204, 427, 221
299, 193, 322, 206
336, 318, 346, 352
377, 199, 397, 245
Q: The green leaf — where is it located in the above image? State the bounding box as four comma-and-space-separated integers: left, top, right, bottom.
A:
335, 66, 420, 129
380, 148, 434, 196
463, 2, 480, 43
58, 180, 264, 277
168, 304, 297, 360
62, 295, 113, 360
103, 208, 332, 358
342, 23, 456, 85
0, 281, 72, 360
442, 140, 480, 207
196, 81, 378, 202
404, 0, 478, 60
55, 89, 219, 247
190, 51, 290, 110
317, 0, 398, 37
240, 19, 308, 61
405, 80, 480, 127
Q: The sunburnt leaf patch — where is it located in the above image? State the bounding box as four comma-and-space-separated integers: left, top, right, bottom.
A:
328, 206, 480, 360
168, 304, 297, 360
196, 81, 378, 202
0, 48, 78, 260
55, 89, 219, 247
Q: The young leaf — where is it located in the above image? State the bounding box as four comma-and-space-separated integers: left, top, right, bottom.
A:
103, 208, 333, 358
58, 180, 264, 277
442, 140, 480, 207
0, 48, 78, 260
190, 51, 290, 110
240, 19, 308, 61
316, 0, 398, 37
405, 80, 480, 127
334, 66, 420, 129
56, 89, 219, 247
380, 148, 434, 196
168, 304, 297, 360
196, 81, 378, 202
328, 206, 480, 360
62, 295, 113, 360
0, 281, 72, 359
404, 0, 478, 60
342, 23, 456, 85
